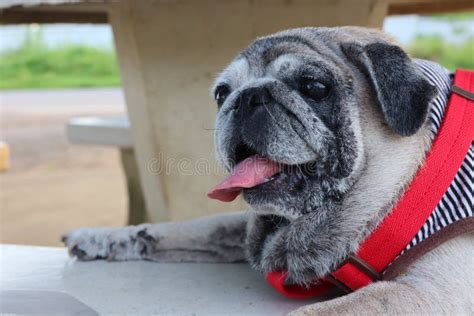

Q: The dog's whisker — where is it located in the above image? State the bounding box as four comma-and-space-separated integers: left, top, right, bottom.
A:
262, 101, 278, 124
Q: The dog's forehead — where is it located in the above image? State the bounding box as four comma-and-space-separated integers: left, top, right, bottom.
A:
242, 35, 320, 77
214, 57, 251, 90
213, 26, 398, 93
218, 54, 301, 83
243, 35, 317, 66
214, 36, 318, 91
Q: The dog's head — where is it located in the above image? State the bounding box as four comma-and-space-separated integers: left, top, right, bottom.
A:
210, 27, 437, 219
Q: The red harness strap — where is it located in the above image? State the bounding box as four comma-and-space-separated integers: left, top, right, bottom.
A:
267, 69, 474, 298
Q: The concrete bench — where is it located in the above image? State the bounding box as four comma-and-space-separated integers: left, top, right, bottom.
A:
66, 116, 147, 224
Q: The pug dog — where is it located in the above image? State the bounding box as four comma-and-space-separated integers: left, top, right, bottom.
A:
63, 27, 473, 315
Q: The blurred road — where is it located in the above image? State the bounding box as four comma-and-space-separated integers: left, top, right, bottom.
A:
1, 88, 125, 115
0, 88, 128, 246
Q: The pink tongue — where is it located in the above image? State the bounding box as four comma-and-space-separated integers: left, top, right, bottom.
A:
208, 155, 281, 202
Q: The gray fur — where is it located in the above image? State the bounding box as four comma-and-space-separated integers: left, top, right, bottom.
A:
63, 27, 473, 314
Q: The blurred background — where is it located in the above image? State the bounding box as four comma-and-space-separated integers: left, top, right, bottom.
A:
1, 9, 473, 246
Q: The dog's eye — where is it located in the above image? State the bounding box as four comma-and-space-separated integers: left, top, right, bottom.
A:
214, 85, 231, 108
300, 77, 330, 101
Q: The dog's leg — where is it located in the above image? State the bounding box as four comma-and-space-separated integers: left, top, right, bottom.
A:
289, 234, 474, 315
63, 212, 248, 263
288, 281, 431, 316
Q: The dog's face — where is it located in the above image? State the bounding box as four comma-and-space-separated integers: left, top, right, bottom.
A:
212, 27, 436, 218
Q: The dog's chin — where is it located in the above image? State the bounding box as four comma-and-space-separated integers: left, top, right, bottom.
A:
240, 160, 319, 216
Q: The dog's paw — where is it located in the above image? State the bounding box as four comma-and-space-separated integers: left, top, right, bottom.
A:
62, 227, 119, 261
62, 225, 154, 261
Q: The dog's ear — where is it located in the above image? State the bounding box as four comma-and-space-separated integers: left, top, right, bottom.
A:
341, 42, 437, 136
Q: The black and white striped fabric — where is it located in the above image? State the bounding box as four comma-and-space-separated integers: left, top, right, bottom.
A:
402, 60, 474, 253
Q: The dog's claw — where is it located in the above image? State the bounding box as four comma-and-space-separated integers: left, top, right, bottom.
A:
107, 251, 117, 261
137, 228, 156, 242
70, 245, 88, 259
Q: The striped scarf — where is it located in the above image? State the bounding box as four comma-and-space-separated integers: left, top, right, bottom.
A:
404, 60, 473, 253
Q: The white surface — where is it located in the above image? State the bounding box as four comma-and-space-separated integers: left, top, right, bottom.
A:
0, 245, 316, 315
66, 116, 132, 148
1, 290, 99, 315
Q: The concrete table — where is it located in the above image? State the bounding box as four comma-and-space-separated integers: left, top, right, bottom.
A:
1, 0, 472, 223
0, 244, 317, 315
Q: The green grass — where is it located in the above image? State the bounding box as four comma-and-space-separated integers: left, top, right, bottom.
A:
431, 11, 474, 21
407, 35, 474, 70
0, 42, 120, 89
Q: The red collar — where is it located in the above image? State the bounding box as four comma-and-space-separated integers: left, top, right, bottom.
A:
266, 69, 474, 299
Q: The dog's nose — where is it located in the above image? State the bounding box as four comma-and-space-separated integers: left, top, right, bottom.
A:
237, 87, 272, 111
